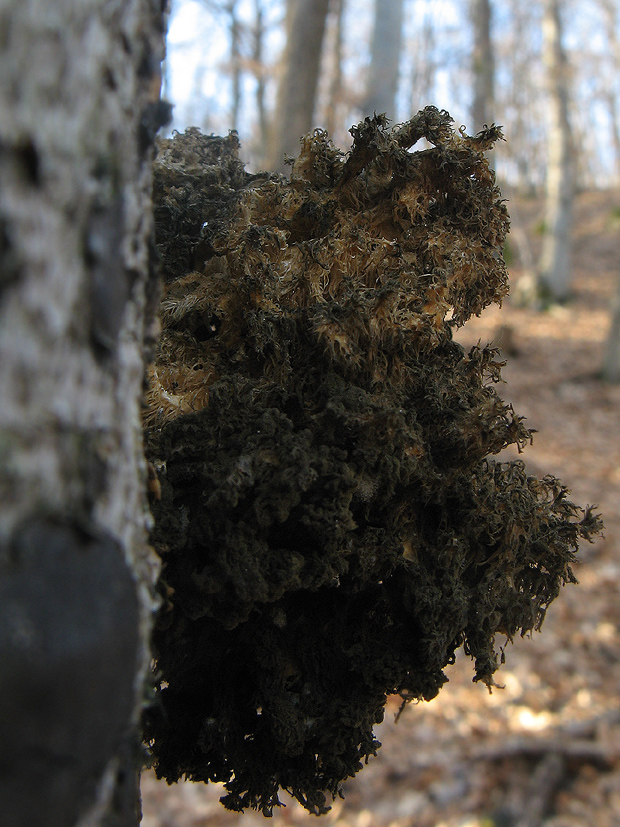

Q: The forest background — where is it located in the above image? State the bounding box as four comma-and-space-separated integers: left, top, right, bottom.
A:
140, 2, 620, 825
165, 0, 616, 189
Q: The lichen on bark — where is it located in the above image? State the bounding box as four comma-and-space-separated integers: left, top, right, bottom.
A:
143, 108, 602, 816
0, 0, 166, 823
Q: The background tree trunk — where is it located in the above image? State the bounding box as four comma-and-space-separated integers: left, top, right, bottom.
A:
599, 0, 620, 184
227, 0, 242, 133
408, 12, 436, 115
602, 273, 620, 382
471, 0, 494, 134
252, 0, 269, 164
363, 0, 405, 122
538, 0, 574, 303
0, 0, 166, 824
266, 0, 330, 172
324, 0, 344, 140
505, 0, 540, 195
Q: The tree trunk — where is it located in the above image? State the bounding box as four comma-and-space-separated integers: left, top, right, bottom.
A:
600, 3, 620, 379
409, 12, 436, 114
228, 0, 242, 133
509, 0, 540, 195
471, 0, 494, 134
363, 0, 405, 122
324, 0, 344, 141
600, 0, 620, 184
538, 0, 574, 303
252, 0, 268, 164
605, 89, 620, 184
266, 0, 330, 172
0, 0, 166, 824
602, 273, 620, 382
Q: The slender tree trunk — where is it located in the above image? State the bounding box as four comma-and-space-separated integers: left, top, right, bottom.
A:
266, 0, 330, 172
228, 0, 242, 133
602, 274, 620, 382
499, 0, 534, 194
538, 0, 574, 303
324, 0, 344, 140
600, 0, 620, 378
0, 0, 166, 824
600, 0, 620, 183
363, 0, 405, 122
253, 0, 268, 163
409, 13, 436, 113
509, 0, 544, 194
471, 0, 495, 133
606, 90, 620, 182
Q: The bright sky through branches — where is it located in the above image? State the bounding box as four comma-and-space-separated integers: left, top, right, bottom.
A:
164, 0, 462, 143
163, 0, 618, 185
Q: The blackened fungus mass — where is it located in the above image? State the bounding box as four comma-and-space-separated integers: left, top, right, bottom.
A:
143, 109, 602, 816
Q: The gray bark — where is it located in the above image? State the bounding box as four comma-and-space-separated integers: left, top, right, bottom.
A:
0, 0, 166, 824
324, 0, 344, 140
602, 274, 620, 382
538, 0, 574, 302
227, 0, 242, 132
508, 0, 541, 194
266, 0, 330, 172
599, 1, 620, 380
252, 0, 268, 163
471, 0, 494, 133
600, 0, 620, 183
363, 0, 405, 122
409, 13, 436, 113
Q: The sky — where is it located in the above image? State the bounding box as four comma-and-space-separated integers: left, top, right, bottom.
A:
163, 0, 465, 144
165, 0, 284, 139
162, 0, 619, 184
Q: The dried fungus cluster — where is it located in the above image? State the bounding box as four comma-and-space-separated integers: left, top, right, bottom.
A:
143, 109, 601, 816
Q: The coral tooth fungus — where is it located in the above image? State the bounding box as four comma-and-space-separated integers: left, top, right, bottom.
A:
143, 108, 602, 816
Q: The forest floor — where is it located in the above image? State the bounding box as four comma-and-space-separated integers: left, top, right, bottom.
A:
141, 188, 620, 827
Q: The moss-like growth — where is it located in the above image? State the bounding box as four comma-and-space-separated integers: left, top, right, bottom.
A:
143, 109, 601, 816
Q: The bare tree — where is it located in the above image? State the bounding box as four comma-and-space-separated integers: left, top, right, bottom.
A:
409, 12, 436, 114
252, 0, 269, 162
471, 0, 495, 133
504, 1, 546, 193
324, 0, 345, 140
363, 0, 405, 121
602, 275, 620, 382
538, 0, 574, 303
0, 0, 166, 824
599, 0, 620, 183
266, 0, 330, 172
598, 0, 620, 380
228, 0, 242, 132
